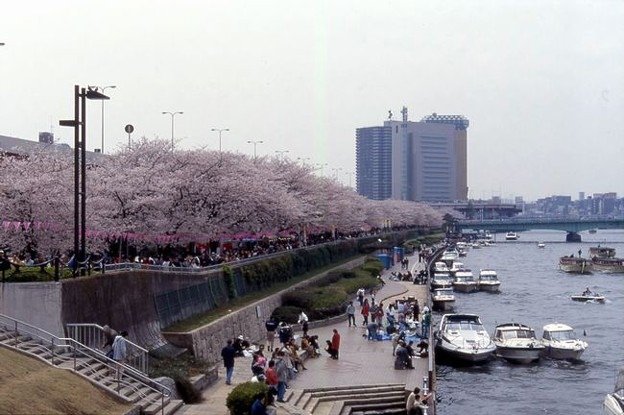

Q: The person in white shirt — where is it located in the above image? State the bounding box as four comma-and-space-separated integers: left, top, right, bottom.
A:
298, 310, 309, 336
406, 387, 431, 415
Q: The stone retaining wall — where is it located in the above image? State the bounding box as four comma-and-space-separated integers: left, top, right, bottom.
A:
162, 257, 368, 364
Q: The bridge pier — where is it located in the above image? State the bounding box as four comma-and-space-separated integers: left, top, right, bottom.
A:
566, 232, 581, 243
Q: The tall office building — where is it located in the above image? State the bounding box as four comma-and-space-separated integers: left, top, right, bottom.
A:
356, 108, 469, 202
355, 126, 392, 200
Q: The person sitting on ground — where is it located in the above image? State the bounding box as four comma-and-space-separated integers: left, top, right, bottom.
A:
286, 341, 307, 371
415, 339, 429, 358
301, 335, 315, 358
308, 335, 321, 357
325, 340, 339, 359
394, 340, 413, 369
233, 335, 249, 357
251, 351, 267, 376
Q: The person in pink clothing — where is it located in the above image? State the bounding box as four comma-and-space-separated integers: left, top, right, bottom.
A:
361, 299, 370, 325
331, 329, 341, 360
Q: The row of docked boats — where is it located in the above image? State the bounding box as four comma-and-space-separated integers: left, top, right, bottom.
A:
435, 314, 588, 364
559, 246, 624, 274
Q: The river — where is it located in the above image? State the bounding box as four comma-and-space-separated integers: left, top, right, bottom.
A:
435, 229, 624, 415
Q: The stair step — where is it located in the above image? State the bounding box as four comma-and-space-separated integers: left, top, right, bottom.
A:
339, 400, 405, 415
304, 391, 405, 412
302, 384, 404, 394
141, 394, 171, 415
288, 389, 305, 406
162, 399, 184, 415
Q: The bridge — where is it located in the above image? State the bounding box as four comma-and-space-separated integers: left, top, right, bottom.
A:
455, 218, 624, 242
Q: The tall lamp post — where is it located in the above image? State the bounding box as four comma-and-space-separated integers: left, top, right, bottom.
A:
91, 85, 115, 153
211, 128, 229, 152
247, 140, 264, 159
315, 162, 328, 175
162, 111, 183, 149
275, 150, 289, 160
344, 171, 353, 187
60, 86, 110, 276
297, 157, 310, 165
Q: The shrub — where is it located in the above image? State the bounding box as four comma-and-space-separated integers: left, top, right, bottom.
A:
226, 382, 268, 415
223, 266, 237, 299
270, 305, 300, 324
340, 270, 357, 279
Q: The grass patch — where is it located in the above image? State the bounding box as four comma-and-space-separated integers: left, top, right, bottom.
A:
2, 266, 78, 282
0, 347, 132, 415
149, 352, 209, 404
164, 255, 363, 332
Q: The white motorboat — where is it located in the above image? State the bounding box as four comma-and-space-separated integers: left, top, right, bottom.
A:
537, 242, 546, 248
431, 272, 454, 289
559, 256, 592, 274
449, 261, 465, 276
471, 242, 481, 249
492, 323, 544, 364
590, 246, 616, 259
571, 289, 605, 303
432, 288, 455, 312
441, 248, 459, 262
458, 249, 467, 257
433, 261, 450, 273
505, 232, 519, 241
478, 269, 501, 292
603, 367, 624, 415
435, 313, 496, 363
453, 270, 478, 293
540, 323, 588, 360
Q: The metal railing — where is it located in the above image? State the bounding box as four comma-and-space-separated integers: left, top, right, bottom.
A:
65, 323, 149, 374
0, 313, 170, 414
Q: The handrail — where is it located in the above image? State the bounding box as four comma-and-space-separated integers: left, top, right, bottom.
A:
0, 313, 170, 413
65, 323, 149, 375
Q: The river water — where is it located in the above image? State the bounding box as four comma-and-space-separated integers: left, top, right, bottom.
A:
435, 230, 624, 415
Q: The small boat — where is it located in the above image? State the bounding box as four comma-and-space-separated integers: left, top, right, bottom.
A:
441, 249, 459, 263
505, 232, 519, 241
537, 242, 546, 248
603, 367, 624, 415
559, 256, 592, 274
471, 242, 481, 249
571, 289, 605, 303
449, 261, 465, 276
478, 269, 501, 292
453, 270, 478, 293
435, 313, 496, 363
540, 323, 588, 360
492, 323, 545, 364
433, 261, 450, 273
431, 272, 454, 290
588, 228, 597, 234
458, 249, 467, 257
432, 288, 455, 312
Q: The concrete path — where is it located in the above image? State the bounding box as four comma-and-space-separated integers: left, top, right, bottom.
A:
178, 251, 431, 415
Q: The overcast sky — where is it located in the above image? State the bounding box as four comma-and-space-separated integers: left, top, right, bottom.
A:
1, 0, 623, 201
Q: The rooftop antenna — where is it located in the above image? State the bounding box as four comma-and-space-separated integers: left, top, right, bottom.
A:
401, 106, 408, 122
388, 110, 393, 120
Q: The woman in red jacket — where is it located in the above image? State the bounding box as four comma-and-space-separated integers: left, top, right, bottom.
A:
361, 298, 370, 325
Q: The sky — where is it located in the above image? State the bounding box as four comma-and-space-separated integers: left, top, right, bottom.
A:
1, 0, 623, 202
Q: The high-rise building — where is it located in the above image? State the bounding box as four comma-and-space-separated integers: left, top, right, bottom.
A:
355, 126, 392, 200
355, 108, 469, 202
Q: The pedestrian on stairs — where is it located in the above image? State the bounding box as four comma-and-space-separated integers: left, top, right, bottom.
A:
112, 331, 128, 380
221, 339, 236, 385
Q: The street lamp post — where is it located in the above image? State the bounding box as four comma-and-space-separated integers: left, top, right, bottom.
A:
247, 140, 264, 159
60, 86, 110, 276
211, 128, 229, 152
344, 171, 353, 187
331, 167, 343, 178
315, 163, 328, 175
275, 150, 289, 159
92, 85, 116, 153
162, 111, 183, 149
297, 157, 310, 165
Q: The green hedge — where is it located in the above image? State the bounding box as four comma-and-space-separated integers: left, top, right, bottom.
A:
226, 382, 268, 415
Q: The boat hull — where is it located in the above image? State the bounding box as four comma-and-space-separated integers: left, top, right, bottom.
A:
592, 261, 624, 274
453, 283, 478, 293
571, 295, 605, 303
478, 282, 501, 292
541, 345, 585, 361
495, 346, 543, 364
603, 394, 624, 415
432, 299, 455, 312
559, 262, 592, 274
436, 342, 495, 364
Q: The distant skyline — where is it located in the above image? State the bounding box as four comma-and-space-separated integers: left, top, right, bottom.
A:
1, 0, 623, 201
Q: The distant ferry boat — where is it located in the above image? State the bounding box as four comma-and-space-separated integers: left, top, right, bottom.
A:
589, 246, 624, 273
505, 232, 519, 241
559, 256, 592, 274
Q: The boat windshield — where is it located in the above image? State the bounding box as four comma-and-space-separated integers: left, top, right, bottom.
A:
447, 322, 484, 331
549, 330, 575, 341
501, 329, 535, 339
481, 275, 496, 281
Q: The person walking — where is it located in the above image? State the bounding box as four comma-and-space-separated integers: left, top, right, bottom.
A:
421, 310, 431, 338
265, 317, 278, 352
274, 352, 289, 402
111, 330, 128, 380
221, 339, 236, 385
361, 298, 370, 325
298, 310, 309, 336
331, 329, 341, 360
346, 301, 356, 327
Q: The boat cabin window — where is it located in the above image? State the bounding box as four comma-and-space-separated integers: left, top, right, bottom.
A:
549, 330, 575, 341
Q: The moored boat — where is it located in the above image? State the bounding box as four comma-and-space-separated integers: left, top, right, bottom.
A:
537, 242, 546, 248
590, 246, 616, 259
432, 288, 455, 312
449, 261, 465, 276
592, 257, 624, 274
603, 367, 624, 415
492, 323, 544, 364
540, 323, 588, 360
478, 269, 501, 292
505, 232, 518, 241
559, 256, 592, 274
431, 272, 454, 290
453, 270, 478, 293
435, 313, 496, 363
433, 261, 450, 273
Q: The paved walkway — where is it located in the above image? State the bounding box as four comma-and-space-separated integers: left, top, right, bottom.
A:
178, 251, 431, 415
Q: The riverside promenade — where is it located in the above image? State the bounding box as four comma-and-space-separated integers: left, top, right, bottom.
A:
178, 251, 432, 415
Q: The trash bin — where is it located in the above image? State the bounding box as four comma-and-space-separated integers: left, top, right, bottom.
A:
377, 253, 392, 269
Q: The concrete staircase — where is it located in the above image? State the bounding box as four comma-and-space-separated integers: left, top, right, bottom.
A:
283, 383, 407, 415
0, 323, 183, 415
